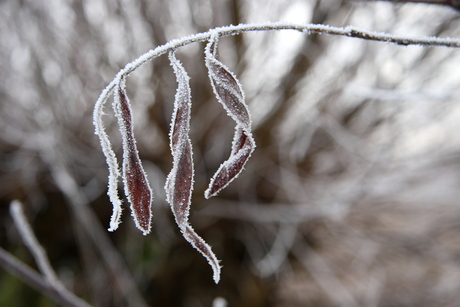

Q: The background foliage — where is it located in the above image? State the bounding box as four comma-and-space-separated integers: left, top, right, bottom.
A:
2, 0, 460, 306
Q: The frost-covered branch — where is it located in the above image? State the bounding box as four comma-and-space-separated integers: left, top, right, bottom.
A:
94, 23, 460, 198
93, 21, 460, 283
94, 21, 460, 123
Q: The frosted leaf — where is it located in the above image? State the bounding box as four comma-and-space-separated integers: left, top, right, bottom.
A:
165, 50, 193, 222
113, 78, 153, 235
168, 51, 193, 153
166, 50, 221, 283
204, 33, 256, 198
205, 34, 251, 129
205, 126, 255, 198
93, 86, 123, 232
182, 224, 221, 284
166, 139, 194, 226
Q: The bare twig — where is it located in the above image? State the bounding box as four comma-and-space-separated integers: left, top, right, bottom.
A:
10, 201, 60, 287
257, 221, 298, 277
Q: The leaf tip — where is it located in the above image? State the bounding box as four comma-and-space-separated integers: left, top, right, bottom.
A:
141, 228, 151, 236
213, 270, 221, 284
204, 189, 213, 199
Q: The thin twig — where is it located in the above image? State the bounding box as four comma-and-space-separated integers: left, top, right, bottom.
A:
257, 221, 298, 277
293, 241, 358, 307
10, 200, 60, 287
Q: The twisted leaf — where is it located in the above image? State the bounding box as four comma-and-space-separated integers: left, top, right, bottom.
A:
205, 126, 255, 198
113, 78, 153, 235
204, 33, 255, 198
166, 50, 221, 283
205, 36, 251, 130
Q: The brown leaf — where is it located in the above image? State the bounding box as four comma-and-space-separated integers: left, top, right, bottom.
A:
206, 49, 251, 129
114, 79, 153, 235
166, 51, 221, 283
205, 35, 256, 198
205, 126, 255, 198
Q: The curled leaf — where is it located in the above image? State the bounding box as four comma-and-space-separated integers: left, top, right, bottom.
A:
205, 126, 255, 198
205, 35, 251, 130
166, 139, 193, 226
113, 78, 153, 235
204, 33, 255, 198
166, 50, 221, 283
183, 224, 221, 284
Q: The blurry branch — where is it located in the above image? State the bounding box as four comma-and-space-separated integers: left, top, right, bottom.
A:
293, 241, 358, 307
346, 85, 460, 101
10, 201, 60, 287
350, 0, 460, 10
200, 201, 318, 223
257, 221, 298, 277
0, 201, 92, 307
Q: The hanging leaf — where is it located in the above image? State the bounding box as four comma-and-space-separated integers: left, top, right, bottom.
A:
205, 36, 251, 130
205, 125, 255, 198
113, 78, 153, 235
166, 50, 221, 283
204, 33, 255, 198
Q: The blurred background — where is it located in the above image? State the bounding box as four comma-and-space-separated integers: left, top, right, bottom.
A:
2, 0, 460, 306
